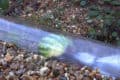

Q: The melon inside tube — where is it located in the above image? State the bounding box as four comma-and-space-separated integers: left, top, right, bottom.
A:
38, 34, 71, 57
0, 17, 120, 77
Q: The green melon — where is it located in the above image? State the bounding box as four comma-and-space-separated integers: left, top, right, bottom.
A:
0, 0, 9, 10
38, 34, 71, 58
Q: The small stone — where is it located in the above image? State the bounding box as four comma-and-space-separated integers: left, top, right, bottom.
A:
95, 68, 100, 73
59, 75, 67, 80
89, 71, 96, 77
93, 78, 97, 80
16, 69, 25, 76
4, 53, 14, 62
33, 54, 38, 60
10, 63, 19, 70
73, 30, 77, 33
31, 75, 39, 80
39, 67, 49, 76
95, 73, 102, 80
9, 71, 15, 76
0, 42, 6, 56
87, 19, 93, 23
64, 67, 68, 72
71, 14, 76, 19
78, 74, 83, 80
25, 57, 32, 62
27, 70, 35, 75
71, 25, 76, 28
84, 70, 90, 76
21, 14, 26, 18
53, 0, 57, 2
6, 71, 16, 80
40, 56, 45, 60
100, 19, 104, 22
14, 54, 24, 60
81, 66, 87, 71
28, 13, 32, 17
47, 10, 52, 13
6, 43, 16, 48
64, 73, 69, 80
52, 69, 60, 78
0, 59, 7, 66
69, 75, 76, 80
21, 75, 32, 80
44, 62, 48, 67
26, 6, 33, 12
1, 54, 4, 58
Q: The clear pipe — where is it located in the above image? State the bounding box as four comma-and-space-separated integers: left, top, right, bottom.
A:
0, 17, 120, 77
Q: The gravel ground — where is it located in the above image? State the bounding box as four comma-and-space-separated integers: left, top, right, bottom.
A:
0, 41, 119, 80
6, 0, 89, 36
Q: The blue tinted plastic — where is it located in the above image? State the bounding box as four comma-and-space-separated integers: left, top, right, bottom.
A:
0, 18, 120, 77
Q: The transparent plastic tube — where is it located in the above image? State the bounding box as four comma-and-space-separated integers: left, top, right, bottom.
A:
0, 17, 120, 77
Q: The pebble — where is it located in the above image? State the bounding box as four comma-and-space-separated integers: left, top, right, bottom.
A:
64, 72, 69, 80
33, 54, 39, 60
14, 54, 24, 61
10, 63, 19, 70
4, 53, 14, 62
86, 18, 93, 23
27, 70, 35, 75
53, 69, 60, 78
71, 25, 76, 28
0, 41, 118, 80
25, 57, 33, 62
21, 75, 32, 80
28, 13, 32, 17
59, 75, 67, 80
39, 67, 49, 76
84, 70, 90, 76
0, 59, 7, 66
9, 71, 15, 77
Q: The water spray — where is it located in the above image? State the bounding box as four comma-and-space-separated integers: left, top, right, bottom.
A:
0, 17, 120, 77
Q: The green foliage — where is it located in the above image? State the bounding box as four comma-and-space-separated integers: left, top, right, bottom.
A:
89, 5, 99, 11
103, 0, 112, 3
54, 19, 62, 29
88, 5, 100, 18
39, 13, 54, 26
113, 12, 120, 17
112, 32, 117, 37
87, 0, 120, 45
53, 7, 64, 18
103, 15, 114, 26
16, 0, 23, 4
111, 1, 120, 6
71, 0, 80, 4
103, 0, 120, 6
0, 8, 4, 15
88, 10, 100, 18
103, 8, 114, 15
88, 28, 96, 38
71, 0, 88, 7
117, 19, 120, 27
80, 0, 87, 7
0, 0, 9, 10
117, 40, 120, 46
38, 8, 64, 29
